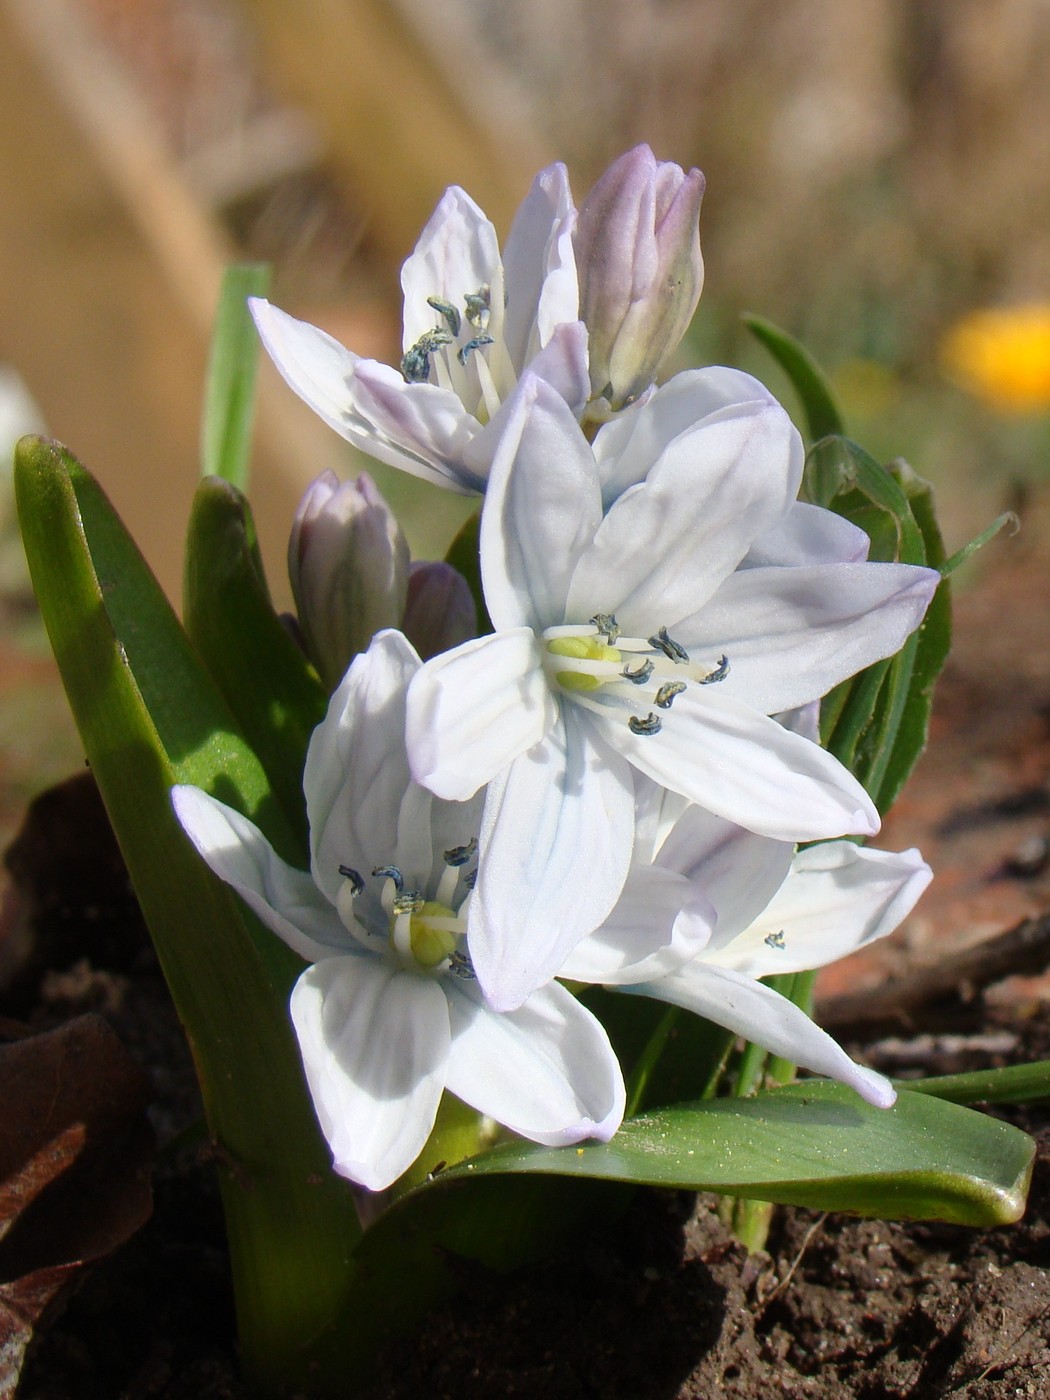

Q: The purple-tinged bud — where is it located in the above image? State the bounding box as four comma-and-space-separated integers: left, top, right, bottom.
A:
575, 145, 705, 412
401, 560, 477, 661
289, 470, 409, 688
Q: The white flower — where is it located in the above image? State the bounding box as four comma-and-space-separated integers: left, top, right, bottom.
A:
406, 371, 939, 1011
561, 787, 933, 1107
172, 631, 624, 1192
249, 164, 587, 495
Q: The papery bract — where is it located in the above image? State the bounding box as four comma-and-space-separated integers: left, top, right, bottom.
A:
575, 144, 705, 414
406, 372, 939, 1011
173, 631, 624, 1192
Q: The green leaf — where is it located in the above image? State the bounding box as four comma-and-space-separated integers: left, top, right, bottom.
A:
14, 437, 360, 1397
434, 1081, 1034, 1228
183, 476, 326, 853
444, 510, 490, 634
941, 510, 1019, 579
902, 1059, 1050, 1106
200, 263, 271, 489
744, 314, 846, 451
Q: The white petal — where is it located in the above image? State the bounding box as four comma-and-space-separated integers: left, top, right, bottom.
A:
172, 785, 340, 961
291, 959, 450, 1190
707, 842, 932, 977
249, 300, 479, 493
406, 628, 557, 802
566, 396, 803, 632
480, 376, 603, 632
305, 630, 420, 905
654, 805, 794, 946
400, 187, 503, 350
559, 864, 714, 984
594, 687, 879, 840
678, 561, 940, 714
500, 161, 579, 370
745, 501, 870, 566
591, 366, 802, 507
444, 977, 625, 1144
631, 963, 895, 1108
469, 714, 636, 1010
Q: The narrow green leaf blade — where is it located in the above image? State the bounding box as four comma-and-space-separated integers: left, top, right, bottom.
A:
744, 314, 846, 450
200, 263, 271, 489
183, 475, 326, 852
433, 1082, 1034, 1227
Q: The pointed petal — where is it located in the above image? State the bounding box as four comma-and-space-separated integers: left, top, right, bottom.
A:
745, 500, 871, 566
630, 964, 895, 1108
654, 805, 794, 946
566, 394, 804, 631
480, 376, 603, 631
249, 300, 480, 493
172, 785, 341, 961
678, 561, 940, 713
291, 958, 450, 1190
400, 187, 503, 350
406, 628, 556, 802
591, 366, 801, 507
500, 161, 579, 370
469, 715, 636, 1010
305, 630, 420, 905
559, 864, 714, 984
445, 977, 624, 1144
594, 688, 879, 840
707, 843, 932, 977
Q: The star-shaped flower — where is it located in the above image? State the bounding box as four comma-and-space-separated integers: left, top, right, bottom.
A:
406, 371, 940, 1009
172, 631, 624, 1192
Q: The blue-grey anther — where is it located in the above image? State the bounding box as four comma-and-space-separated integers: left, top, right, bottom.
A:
443, 837, 479, 867
372, 864, 406, 892
648, 627, 689, 663
458, 335, 494, 366
628, 712, 663, 736
764, 930, 786, 950
392, 890, 425, 915
589, 613, 621, 644
447, 949, 476, 980
463, 867, 478, 890
464, 287, 491, 330
655, 681, 686, 709
401, 328, 453, 382
426, 296, 461, 338
622, 659, 654, 685
701, 654, 730, 685
338, 864, 364, 895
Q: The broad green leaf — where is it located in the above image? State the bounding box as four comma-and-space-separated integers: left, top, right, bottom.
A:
183, 476, 326, 853
444, 510, 489, 634
200, 263, 271, 489
434, 1081, 1034, 1228
744, 314, 845, 452
15, 438, 360, 1397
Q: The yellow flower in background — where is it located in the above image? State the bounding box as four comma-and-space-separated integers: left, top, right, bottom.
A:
941, 303, 1050, 412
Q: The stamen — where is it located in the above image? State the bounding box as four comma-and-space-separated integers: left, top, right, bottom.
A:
648, 627, 690, 664
628, 712, 663, 736
701, 654, 730, 685
764, 930, 786, 950
392, 890, 425, 916
400, 328, 453, 382
447, 949, 476, 980
589, 613, 620, 644
337, 864, 364, 895
443, 838, 478, 868
464, 286, 491, 330
463, 868, 478, 890
655, 681, 686, 709
372, 864, 405, 894
621, 659, 654, 685
426, 296, 461, 337
457, 334, 494, 366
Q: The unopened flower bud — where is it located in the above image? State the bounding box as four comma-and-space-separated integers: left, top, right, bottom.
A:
575, 145, 705, 412
289, 470, 409, 688
401, 560, 477, 661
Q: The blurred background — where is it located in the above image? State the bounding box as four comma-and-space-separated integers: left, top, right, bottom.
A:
1, 0, 1049, 836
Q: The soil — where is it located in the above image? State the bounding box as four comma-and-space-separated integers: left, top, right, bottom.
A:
3, 500, 1050, 1399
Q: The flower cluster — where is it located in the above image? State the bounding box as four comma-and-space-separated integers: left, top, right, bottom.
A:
175, 147, 938, 1192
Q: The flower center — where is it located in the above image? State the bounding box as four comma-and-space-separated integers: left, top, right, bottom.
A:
400, 286, 513, 424
334, 840, 477, 977
543, 613, 729, 736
